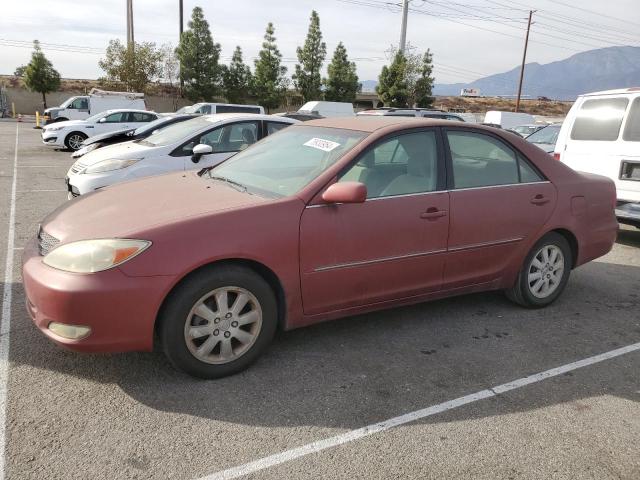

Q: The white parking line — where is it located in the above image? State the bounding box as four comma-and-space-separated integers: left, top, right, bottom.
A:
200, 341, 640, 480
0, 123, 19, 480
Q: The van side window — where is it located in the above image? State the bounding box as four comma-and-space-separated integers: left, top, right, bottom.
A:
623, 97, 640, 142
570, 97, 629, 141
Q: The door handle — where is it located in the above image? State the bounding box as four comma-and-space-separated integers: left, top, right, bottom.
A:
420, 208, 447, 220
530, 194, 550, 205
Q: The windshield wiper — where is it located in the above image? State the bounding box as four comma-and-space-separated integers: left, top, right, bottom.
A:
207, 173, 249, 193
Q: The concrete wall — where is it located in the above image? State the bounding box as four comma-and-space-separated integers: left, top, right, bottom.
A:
4, 87, 191, 114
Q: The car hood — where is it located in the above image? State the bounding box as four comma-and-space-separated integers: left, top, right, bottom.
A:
41, 172, 268, 242
75, 141, 156, 165
44, 119, 85, 129
83, 128, 133, 145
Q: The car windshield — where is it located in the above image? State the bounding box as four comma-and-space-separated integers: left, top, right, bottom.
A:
526, 125, 561, 144
211, 125, 367, 198
134, 116, 182, 135
138, 116, 213, 147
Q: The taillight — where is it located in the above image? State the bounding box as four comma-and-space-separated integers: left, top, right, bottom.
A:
553, 152, 561, 161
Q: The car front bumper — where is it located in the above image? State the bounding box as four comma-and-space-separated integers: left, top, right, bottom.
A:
22, 237, 176, 353
616, 201, 640, 227
66, 170, 125, 196
41, 130, 65, 147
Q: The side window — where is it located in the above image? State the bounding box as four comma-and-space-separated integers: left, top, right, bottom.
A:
518, 154, 543, 183
340, 131, 439, 198
266, 122, 290, 135
570, 97, 629, 141
623, 97, 640, 142
129, 112, 155, 122
180, 121, 260, 155
448, 131, 520, 189
200, 105, 212, 114
104, 112, 128, 123
70, 98, 88, 109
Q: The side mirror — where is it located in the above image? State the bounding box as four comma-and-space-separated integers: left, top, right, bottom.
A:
191, 143, 213, 163
322, 182, 367, 204
98, 117, 107, 123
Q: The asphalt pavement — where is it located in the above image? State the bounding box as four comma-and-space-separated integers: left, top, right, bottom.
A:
0, 122, 639, 480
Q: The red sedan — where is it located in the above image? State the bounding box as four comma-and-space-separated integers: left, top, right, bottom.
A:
23, 118, 618, 378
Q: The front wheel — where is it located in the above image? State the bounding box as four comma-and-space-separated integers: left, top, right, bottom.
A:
65, 132, 87, 151
506, 232, 573, 308
159, 265, 278, 379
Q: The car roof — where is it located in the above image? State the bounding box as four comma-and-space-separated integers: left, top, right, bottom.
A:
303, 116, 458, 132
101, 108, 155, 114
580, 87, 640, 97
199, 113, 298, 124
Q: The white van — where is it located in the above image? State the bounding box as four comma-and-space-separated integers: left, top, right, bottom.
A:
177, 103, 265, 115
483, 111, 536, 129
298, 101, 355, 118
555, 88, 640, 228
44, 88, 145, 124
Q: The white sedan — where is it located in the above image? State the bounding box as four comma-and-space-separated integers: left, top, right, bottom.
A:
65, 113, 299, 198
41, 109, 159, 151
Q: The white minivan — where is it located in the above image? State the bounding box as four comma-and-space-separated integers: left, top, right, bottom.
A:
555, 87, 640, 228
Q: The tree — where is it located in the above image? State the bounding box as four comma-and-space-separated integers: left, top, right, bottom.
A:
13, 65, 27, 77
175, 6, 222, 102
376, 51, 408, 107
23, 41, 61, 109
99, 39, 163, 92
222, 46, 252, 104
160, 43, 180, 87
414, 49, 435, 108
251, 23, 288, 112
323, 42, 360, 102
293, 10, 326, 102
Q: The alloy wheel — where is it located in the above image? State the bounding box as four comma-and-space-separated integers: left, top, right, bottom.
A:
184, 286, 263, 364
68, 134, 84, 150
527, 245, 565, 299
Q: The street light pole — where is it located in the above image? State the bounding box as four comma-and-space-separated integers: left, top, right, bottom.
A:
126, 0, 134, 47
399, 0, 409, 54
179, 0, 184, 92
515, 10, 534, 113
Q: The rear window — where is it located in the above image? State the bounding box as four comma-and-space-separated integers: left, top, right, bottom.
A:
623, 97, 640, 142
570, 97, 629, 141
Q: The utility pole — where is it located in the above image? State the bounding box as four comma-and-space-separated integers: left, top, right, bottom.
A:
399, 0, 409, 54
515, 10, 534, 113
179, 0, 184, 91
126, 0, 134, 47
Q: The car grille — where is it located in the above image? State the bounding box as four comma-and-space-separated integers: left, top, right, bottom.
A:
37, 227, 60, 256
69, 161, 86, 174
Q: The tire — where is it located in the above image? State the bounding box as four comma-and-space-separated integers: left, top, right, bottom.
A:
506, 232, 573, 308
159, 265, 278, 379
65, 132, 88, 151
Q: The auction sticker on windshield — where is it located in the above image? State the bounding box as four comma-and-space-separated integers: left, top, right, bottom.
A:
304, 138, 341, 152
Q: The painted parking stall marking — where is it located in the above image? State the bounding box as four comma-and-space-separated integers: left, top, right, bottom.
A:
0, 123, 19, 480
200, 341, 640, 480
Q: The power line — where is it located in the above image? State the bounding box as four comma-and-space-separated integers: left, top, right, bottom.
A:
544, 0, 640, 29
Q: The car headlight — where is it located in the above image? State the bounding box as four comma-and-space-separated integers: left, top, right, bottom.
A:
43, 239, 151, 273
83, 158, 141, 174
47, 126, 64, 132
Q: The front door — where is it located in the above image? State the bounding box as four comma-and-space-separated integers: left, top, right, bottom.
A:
444, 128, 557, 288
299, 129, 450, 316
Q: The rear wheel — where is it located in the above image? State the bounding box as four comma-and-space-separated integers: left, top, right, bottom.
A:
65, 132, 87, 151
159, 265, 277, 379
506, 232, 572, 308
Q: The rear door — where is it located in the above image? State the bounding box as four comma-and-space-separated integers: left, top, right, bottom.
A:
444, 128, 556, 288
561, 94, 640, 202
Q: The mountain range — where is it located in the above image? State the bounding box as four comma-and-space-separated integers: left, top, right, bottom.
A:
361, 46, 640, 100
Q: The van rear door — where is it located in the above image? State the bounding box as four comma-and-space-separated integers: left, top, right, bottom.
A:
560, 94, 640, 203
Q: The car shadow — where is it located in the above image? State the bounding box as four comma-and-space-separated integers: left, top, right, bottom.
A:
7, 259, 640, 430
616, 225, 640, 249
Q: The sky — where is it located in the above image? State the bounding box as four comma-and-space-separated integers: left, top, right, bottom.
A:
1, 0, 639, 86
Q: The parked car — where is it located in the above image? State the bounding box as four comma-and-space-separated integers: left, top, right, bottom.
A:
175, 103, 264, 115
44, 88, 146, 124
65, 113, 298, 197
71, 114, 200, 159
483, 111, 536, 129
273, 111, 324, 121
357, 108, 465, 121
525, 124, 562, 153
555, 87, 640, 228
511, 124, 544, 137
25, 117, 617, 378
298, 101, 354, 117
42, 109, 158, 151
